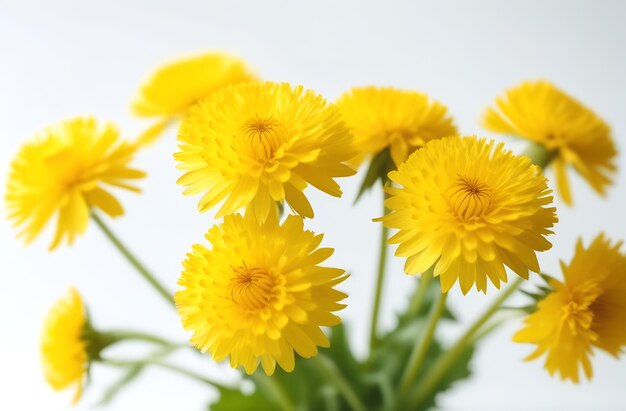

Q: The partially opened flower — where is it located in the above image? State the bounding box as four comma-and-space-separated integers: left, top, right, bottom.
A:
376, 136, 557, 294
336, 86, 457, 166
175, 82, 355, 220
175, 212, 348, 375
41, 288, 89, 404
514, 234, 626, 382
6, 117, 145, 250
131, 52, 257, 143
483, 80, 617, 205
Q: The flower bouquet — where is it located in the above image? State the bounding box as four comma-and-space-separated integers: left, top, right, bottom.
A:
7, 52, 623, 410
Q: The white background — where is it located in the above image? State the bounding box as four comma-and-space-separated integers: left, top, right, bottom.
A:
1, 1, 626, 410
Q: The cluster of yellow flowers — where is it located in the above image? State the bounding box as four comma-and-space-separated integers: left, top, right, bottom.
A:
6, 51, 624, 406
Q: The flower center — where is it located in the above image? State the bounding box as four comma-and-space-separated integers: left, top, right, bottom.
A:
447, 176, 493, 219
229, 265, 274, 310
242, 116, 285, 163
563, 281, 602, 336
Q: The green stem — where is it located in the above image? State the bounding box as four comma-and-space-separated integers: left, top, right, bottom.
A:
313, 354, 367, 411
408, 267, 434, 316
369, 190, 389, 352
101, 358, 231, 390
251, 373, 296, 411
101, 330, 184, 348
524, 141, 557, 167
409, 277, 523, 407
91, 211, 174, 307
398, 292, 448, 401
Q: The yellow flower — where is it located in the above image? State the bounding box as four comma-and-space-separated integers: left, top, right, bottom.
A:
131, 52, 257, 143
41, 288, 88, 404
336, 86, 457, 166
483, 80, 617, 205
175, 212, 348, 375
175, 82, 355, 221
6, 117, 145, 250
514, 234, 626, 382
377, 136, 557, 294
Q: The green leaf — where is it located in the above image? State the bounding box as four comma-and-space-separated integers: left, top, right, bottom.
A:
354, 148, 393, 203
367, 279, 475, 410
209, 324, 367, 411
211, 386, 277, 411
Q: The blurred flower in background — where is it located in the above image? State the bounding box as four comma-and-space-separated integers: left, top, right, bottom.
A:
514, 234, 626, 382
41, 288, 89, 404
336, 86, 456, 167
483, 80, 617, 205
6, 117, 145, 250
131, 52, 257, 143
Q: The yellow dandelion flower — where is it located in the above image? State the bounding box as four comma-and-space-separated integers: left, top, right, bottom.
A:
131, 52, 257, 143
175, 212, 348, 375
41, 288, 88, 404
336, 86, 457, 166
175, 81, 355, 221
483, 80, 617, 205
376, 136, 557, 294
6, 117, 145, 250
514, 234, 626, 382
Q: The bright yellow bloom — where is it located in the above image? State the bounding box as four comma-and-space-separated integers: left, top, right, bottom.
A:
377, 136, 557, 294
131, 52, 257, 143
41, 288, 88, 404
175, 82, 355, 221
514, 234, 626, 382
336, 86, 457, 166
6, 117, 145, 250
175, 212, 348, 375
483, 80, 617, 205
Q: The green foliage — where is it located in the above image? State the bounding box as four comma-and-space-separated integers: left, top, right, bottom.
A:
354, 148, 394, 203
210, 280, 476, 411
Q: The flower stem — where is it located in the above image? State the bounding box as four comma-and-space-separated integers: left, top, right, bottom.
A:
91, 211, 174, 307
409, 277, 524, 407
369, 189, 389, 352
102, 358, 231, 390
408, 267, 434, 316
101, 329, 184, 348
250, 373, 296, 411
397, 292, 448, 401
524, 141, 557, 168
312, 354, 367, 411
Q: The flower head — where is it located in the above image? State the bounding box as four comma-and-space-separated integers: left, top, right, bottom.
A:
41, 288, 88, 404
483, 80, 617, 205
377, 136, 557, 294
336, 86, 457, 166
175, 82, 355, 221
175, 212, 348, 375
6, 117, 145, 250
514, 234, 626, 382
132, 51, 256, 118
131, 52, 256, 143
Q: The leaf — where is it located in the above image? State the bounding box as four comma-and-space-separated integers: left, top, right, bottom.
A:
367, 279, 475, 410
211, 386, 277, 411
209, 324, 367, 411
354, 148, 393, 203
